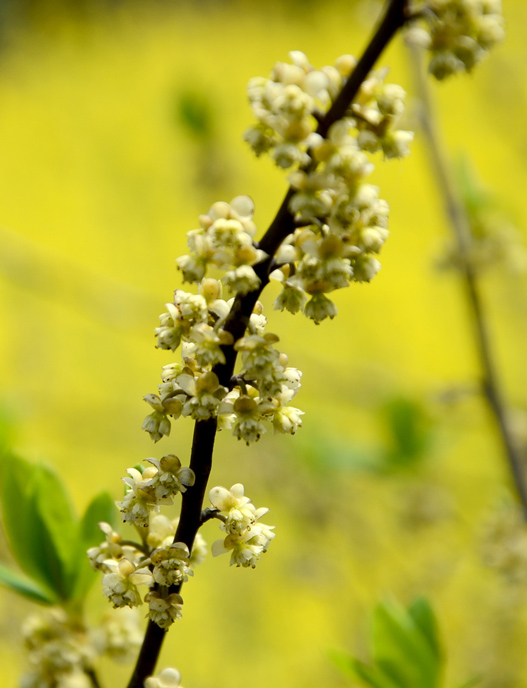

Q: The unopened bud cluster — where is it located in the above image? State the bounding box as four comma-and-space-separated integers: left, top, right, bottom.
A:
209, 484, 275, 568
245, 51, 413, 323
406, 0, 504, 79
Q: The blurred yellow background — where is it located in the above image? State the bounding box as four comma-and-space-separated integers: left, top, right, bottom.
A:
1, 1, 527, 686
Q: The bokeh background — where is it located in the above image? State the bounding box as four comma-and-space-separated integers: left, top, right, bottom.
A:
0, 0, 527, 686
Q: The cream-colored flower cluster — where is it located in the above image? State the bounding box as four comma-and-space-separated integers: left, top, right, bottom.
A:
175, 195, 265, 292
209, 484, 275, 568
406, 0, 505, 79
272, 170, 391, 323
142, 257, 303, 444
244, 51, 412, 167
116, 456, 195, 527
91, 609, 143, 664
244, 51, 413, 323
438, 208, 527, 275
90, 485, 272, 626
88, 514, 206, 629
20, 609, 98, 688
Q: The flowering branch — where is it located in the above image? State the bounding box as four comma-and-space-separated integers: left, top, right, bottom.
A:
6, 3, 507, 688
409, 45, 527, 519
214, 0, 412, 398
127, 2, 412, 687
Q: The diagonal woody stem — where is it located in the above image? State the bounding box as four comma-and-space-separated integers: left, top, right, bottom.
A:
126, 2, 409, 686
409, 46, 527, 520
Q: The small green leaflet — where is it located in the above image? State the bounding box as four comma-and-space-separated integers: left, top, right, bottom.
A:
0, 452, 116, 606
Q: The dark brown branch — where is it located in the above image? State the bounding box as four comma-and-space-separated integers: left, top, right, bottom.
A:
126, 418, 217, 688
216, 0, 410, 382
86, 668, 103, 688
316, 0, 408, 139
126, 620, 166, 688
410, 46, 527, 520
126, 3, 409, 686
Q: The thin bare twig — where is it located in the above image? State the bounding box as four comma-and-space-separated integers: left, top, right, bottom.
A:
409, 45, 527, 520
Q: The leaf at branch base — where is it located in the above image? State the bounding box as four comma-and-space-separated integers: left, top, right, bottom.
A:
0, 453, 76, 601
0, 563, 57, 605
34, 462, 79, 598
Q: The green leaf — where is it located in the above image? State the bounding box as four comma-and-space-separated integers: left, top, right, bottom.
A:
372, 598, 441, 688
455, 155, 491, 219
0, 406, 15, 456
34, 462, 79, 597
79, 491, 117, 543
0, 454, 53, 588
0, 453, 77, 601
70, 491, 117, 601
352, 658, 404, 688
0, 563, 57, 605
408, 597, 442, 659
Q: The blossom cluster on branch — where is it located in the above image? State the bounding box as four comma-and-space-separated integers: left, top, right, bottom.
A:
244, 50, 413, 324
142, 259, 304, 445
77, 3, 506, 687
87, 478, 273, 631
209, 484, 275, 568
407, 0, 504, 79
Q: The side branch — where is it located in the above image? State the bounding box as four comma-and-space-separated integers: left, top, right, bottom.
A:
410, 46, 527, 520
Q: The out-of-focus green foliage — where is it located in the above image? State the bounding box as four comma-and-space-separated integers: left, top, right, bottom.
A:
333, 597, 481, 688
379, 397, 433, 472
0, 453, 115, 607
334, 597, 444, 688
175, 88, 215, 142
292, 395, 434, 474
